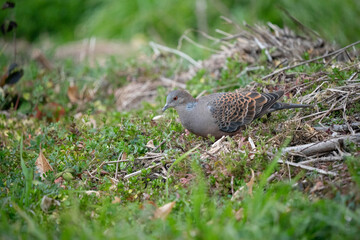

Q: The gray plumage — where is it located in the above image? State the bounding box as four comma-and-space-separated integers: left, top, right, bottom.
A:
162, 89, 311, 138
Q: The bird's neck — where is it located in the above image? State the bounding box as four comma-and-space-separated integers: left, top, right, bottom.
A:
176, 100, 197, 114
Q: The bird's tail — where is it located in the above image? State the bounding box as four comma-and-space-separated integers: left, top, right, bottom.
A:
270, 102, 313, 111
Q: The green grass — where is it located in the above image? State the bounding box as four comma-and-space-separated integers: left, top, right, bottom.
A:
1, 45, 360, 239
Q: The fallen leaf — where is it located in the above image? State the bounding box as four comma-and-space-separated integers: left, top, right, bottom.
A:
54, 177, 63, 184
142, 193, 150, 200
231, 186, 245, 201
152, 115, 164, 121
153, 201, 175, 220
67, 85, 80, 103
31, 49, 53, 70
112, 196, 121, 204
248, 137, 256, 150
81, 116, 97, 128
41, 196, 60, 213
200, 136, 231, 160
234, 208, 244, 221
246, 168, 255, 197
85, 190, 100, 197
35, 149, 53, 180
146, 140, 156, 149
34, 102, 65, 122
237, 137, 246, 148
310, 181, 324, 193
109, 178, 118, 191
147, 201, 157, 207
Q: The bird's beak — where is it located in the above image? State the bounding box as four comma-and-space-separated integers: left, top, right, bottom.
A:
162, 104, 169, 112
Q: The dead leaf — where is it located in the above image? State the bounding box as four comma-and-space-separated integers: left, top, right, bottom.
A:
85, 190, 100, 197
152, 115, 164, 121
146, 201, 157, 208
41, 196, 60, 213
234, 208, 244, 221
81, 116, 97, 128
237, 137, 246, 148
67, 85, 80, 103
54, 176, 65, 189
310, 181, 324, 193
146, 140, 156, 149
109, 177, 118, 191
31, 49, 53, 70
248, 137, 256, 150
34, 102, 65, 122
231, 186, 245, 201
200, 136, 231, 160
153, 201, 175, 220
246, 168, 255, 197
112, 196, 121, 204
35, 149, 53, 180
142, 193, 150, 201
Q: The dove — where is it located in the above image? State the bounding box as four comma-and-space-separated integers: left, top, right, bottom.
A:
162, 89, 311, 138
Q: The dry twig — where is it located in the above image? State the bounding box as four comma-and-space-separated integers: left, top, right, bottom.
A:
262, 40, 360, 80
277, 159, 337, 176
283, 134, 360, 156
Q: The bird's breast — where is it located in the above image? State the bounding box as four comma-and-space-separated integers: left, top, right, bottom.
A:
177, 102, 219, 137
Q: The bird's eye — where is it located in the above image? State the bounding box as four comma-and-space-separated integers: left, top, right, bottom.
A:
173, 96, 178, 100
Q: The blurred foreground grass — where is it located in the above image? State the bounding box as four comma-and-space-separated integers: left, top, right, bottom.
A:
3, 0, 360, 46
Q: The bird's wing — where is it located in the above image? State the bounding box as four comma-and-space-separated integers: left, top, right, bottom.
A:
209, 91, 283, 133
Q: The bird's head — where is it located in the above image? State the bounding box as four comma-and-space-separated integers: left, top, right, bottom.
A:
162, 90, 194, 112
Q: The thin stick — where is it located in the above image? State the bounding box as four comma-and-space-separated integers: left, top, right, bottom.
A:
267, 173, 277, 182
236, 66, 264, 78
90, 154, 128, 176
115, 161, 119, 180
149, 41, 201, 68
262, 40, 360, 79
231, 176, 234, 196
87, 170, 100, 180
215, 29, 233, 37
293, 106, 344, 122
123, 163, 163, 180
278, 6, 321, 38
342, 94, 355, 135
102, 159, 129, 165
287, 162, 291, 180
90, 161, 105, 175
220, 16, 242, 31
254, 37, 272, 62
300, 156, 344, 165
152, 139, 168, 153
346, 72, 358, 82
180, 35, 221, 53
278, 159, 337, 176
283, 134, 360, 157
318, 100, 340, 124
115, 152, 122, 180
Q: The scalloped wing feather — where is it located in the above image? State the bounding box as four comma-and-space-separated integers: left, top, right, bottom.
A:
209, 91, 283, 133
